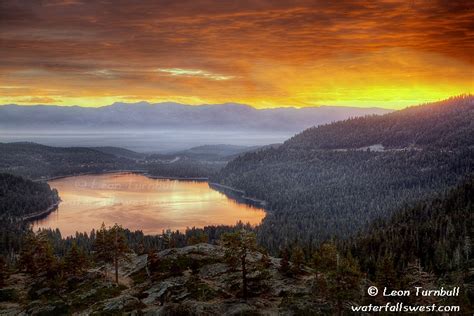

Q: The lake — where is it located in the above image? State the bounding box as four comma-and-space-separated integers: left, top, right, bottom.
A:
33, 173, 266, 236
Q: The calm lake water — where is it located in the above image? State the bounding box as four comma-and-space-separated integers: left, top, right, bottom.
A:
33, 173, 266, 236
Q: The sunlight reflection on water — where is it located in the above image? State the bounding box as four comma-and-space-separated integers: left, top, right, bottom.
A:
33, 173, 266, 236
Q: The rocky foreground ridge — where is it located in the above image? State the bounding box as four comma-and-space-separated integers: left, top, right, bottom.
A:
0, 244, 331, 315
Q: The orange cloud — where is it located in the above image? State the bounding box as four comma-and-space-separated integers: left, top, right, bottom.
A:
0, 0, 472, 108
15, 97, 63, 104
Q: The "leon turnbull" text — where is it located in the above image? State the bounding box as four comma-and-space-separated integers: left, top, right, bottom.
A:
384, 287, 460, 297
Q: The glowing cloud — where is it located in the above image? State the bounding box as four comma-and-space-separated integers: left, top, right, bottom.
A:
0, 0, 472, 108
157, 68, 234, 81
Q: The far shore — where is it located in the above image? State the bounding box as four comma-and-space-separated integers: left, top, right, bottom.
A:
33, 170, 209, 182
143, 173, 208, 181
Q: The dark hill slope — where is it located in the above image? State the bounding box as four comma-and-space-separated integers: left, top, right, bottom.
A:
0, 142, 134, 179
215, 96, 474, 252
0, 173, 59, 218
0, 173, 60, 256
286, 95, 473, 150
347, 177, 474, 276
91, 146, 146, 160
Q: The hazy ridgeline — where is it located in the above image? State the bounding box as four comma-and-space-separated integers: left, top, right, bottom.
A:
0, 102, 390, 152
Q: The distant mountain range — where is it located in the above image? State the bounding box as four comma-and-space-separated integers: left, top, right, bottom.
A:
0, 102, 391, 132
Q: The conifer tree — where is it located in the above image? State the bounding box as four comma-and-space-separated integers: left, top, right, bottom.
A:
375, 255, 397, 289
93, 223, 131, 284
312, 242, 338, 273
64, 242, 89, 276
94, 223, 113, 279
279, 247, 291, 276
221, 230, 259, 299
0, 256, 7, 287
326, 256, 362, 316
403, 259, 437, 305
161, 230, 172, 249
259, 251, 271, 269
147, 251, 160, 276
311, 243, 362, 315
187, 232, 208, 245
110, 224, 131, 284
18, 231, 37, 274
19, 231, 57, 277
291, 246, 305, 275
35, 232, 58, 278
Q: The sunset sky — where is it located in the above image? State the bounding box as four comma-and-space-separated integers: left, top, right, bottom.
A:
1, 0, 472, 109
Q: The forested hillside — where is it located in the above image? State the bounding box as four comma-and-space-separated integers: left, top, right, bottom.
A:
0, 173, 59, 218
91, 146, 147, 160
215, 96, 474, 252
286, 95, 473, 150
347, 177, 474, 277
0, 142, 233, 180
166, 144, 261, 161
0, 142, 135, 179
0, 173, 59, 256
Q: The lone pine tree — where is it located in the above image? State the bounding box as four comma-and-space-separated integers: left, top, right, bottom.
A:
221, 230, 259, 299
94, 223, 131, 284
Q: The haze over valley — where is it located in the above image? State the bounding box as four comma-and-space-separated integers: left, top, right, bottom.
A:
0, 102, 391, 151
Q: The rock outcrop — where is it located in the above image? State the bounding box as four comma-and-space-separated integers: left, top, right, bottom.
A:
1, 244, 327, 315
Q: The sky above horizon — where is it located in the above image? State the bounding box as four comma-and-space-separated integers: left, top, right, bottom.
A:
1, 0, 472, 109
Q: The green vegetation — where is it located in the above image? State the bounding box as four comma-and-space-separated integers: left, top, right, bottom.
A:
0, 193, 471, 313
94, 223, 132, 284
0, 173, 59, 258
286, 95, 473, 150
0, 142, 133, 179
0, 173, 59, 218
347, 177, 474, 283
212, 96, 474, 311
221, 230, 260, 299
0, 142, 239, 180
146, 158, 222, 179
215, 95, 474, 252
313, 243, 362, 315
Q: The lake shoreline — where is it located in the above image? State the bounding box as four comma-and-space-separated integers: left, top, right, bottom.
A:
143, 173, 208, 181
31, 172, 267, 236
209, 182, 268, 209
37, 171, 266, 210
22, 200, 61, 222
33, 170, 208, 182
